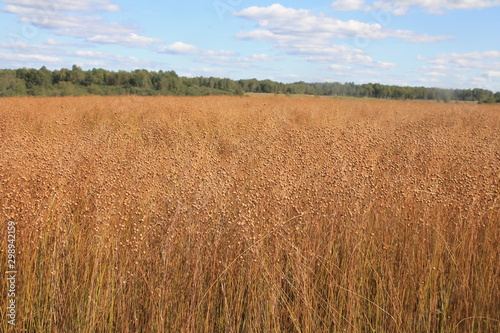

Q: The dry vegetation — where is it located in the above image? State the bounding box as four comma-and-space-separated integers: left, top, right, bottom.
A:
0, 95, 499, 332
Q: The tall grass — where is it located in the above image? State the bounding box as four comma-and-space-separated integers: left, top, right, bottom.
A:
1, 96, 499, 332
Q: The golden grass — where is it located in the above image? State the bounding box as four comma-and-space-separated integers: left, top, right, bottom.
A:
0, 95, 499, 332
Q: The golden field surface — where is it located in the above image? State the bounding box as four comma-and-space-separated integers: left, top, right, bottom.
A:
0, 96, 499, 332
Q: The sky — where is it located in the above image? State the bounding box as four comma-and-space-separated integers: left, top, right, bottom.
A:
0, 0, 499, 92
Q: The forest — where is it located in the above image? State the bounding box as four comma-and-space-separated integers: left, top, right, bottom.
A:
1, 65, 499, 103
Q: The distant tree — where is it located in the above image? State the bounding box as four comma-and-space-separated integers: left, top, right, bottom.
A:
0, 70, 26, 96
234, 87, 245, 96
472, 88, 493, 103
130, 69, 152, 89
70, 65, 85, 85
54, 82, 77, 96
361, 84, 374, 98
1, 65, 498, 101
52, 68, 71, 84
483, 96, 497, 104
373, 83, 383, 98
86, 84, 104, 95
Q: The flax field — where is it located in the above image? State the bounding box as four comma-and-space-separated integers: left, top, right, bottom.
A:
0, 96, 499, 332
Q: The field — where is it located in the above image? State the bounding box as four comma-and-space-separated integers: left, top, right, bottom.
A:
0, 96, 499, 332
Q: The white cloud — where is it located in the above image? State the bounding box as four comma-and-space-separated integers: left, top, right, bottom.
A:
243, 54, 273, 62
425, 71, 447, 77
73, 50, 107, 58
332, 0, 366, 11
298, 44, 397, 69
326, 65, 386, 81
483, 71, 500, 78
158, 42, 271, 68
329, 64, 353, 70
454, 51, 500, 60
42, 38, 90, 48
44, 38, 60, 46
195, 68, 222, 74
87, 33, 162, 48
80, 61, 106, 67
466, 74, 500, 92
369, 1, 410, 15
280, 74, 301, 80
0, 40, 57, 54
234, 4, 451, 70
416, 51, 500, 91
0, 52, 61, 62
204, 49, 237, 57
69, 50, 168, 70
2, 0, 121, 12
235, 4, 450, 42
0, 40, 156, 68
417, 78, 439, 83
371, 0, 500, 15
197, 51, 236, 66
157, 42, 200, 55
197, 49, 257, 68
425, 64, 449, 71
44, 38, 71, 46
70, 50, 151, 65
1, 1, 161, 48
423, 51, 500, 69
235, 4, 421, 69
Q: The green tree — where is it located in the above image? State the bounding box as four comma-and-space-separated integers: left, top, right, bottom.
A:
130, 69, 152, 89
0, 70, 27, 96
70, 65, 85, 85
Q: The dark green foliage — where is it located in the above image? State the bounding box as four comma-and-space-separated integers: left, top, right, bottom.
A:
0, 65, 498, 102
0, 70, 26, 96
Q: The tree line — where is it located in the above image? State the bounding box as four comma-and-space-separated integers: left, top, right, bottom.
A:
1, 65, 499, 103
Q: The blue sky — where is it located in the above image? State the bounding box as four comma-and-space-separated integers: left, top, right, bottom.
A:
0, 0, 499, 91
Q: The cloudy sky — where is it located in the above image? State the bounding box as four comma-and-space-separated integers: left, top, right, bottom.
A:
0, 0, 499, 91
